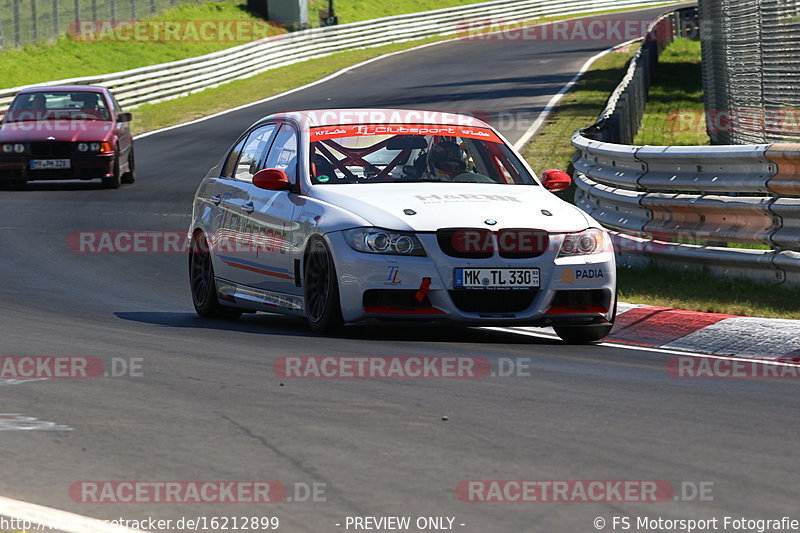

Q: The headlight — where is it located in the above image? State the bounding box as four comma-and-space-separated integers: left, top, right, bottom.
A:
78, 143, 89, 152
2, 144, 24, 153
558, 229, 610, 257
90, 142, 101, 151
345, 228, 426, 256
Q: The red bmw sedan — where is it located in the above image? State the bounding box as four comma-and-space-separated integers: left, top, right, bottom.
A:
0, 85, 134, 189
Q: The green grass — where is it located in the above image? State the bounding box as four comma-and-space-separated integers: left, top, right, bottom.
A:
0, 1, 286, 88
618, 264, 800, 319
307, 0, 486, 26
521, 45, 637, 173
634, 38, 708, 146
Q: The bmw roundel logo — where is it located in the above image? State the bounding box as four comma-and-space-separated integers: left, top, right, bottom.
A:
484, 219, 498, 226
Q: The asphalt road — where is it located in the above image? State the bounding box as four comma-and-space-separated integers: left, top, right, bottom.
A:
1, 5, 798, 532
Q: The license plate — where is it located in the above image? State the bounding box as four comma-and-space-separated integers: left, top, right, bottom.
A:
30, 159, 71, 170
454, 268, 540, 289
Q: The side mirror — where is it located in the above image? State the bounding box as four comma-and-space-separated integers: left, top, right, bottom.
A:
117, 112, 132, 123
541, 169, 572, 192
253, 168, 291, 191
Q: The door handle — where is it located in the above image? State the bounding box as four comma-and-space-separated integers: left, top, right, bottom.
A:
242, 202, 255, 214
210, 195, 221, 206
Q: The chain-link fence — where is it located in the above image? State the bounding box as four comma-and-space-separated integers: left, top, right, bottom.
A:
699, 0, 800, 144
0, 0, 222, 48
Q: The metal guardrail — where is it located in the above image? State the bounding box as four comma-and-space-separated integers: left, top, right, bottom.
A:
572, 7, 800, 286
0, 0, 671, 116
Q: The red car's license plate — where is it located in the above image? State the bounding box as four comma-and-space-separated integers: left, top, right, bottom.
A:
30, 159, 71, 170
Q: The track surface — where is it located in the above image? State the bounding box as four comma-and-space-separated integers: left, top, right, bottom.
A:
1, 5, 798, 532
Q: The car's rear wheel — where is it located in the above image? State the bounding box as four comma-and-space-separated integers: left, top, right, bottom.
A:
121, 145, 135, 184
189, 231, 242, 320
102, 149, 121, 189
304, 239, 343, 334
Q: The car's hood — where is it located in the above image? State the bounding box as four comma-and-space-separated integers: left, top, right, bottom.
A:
0, 120, 114, 142
309, 183, 594, 232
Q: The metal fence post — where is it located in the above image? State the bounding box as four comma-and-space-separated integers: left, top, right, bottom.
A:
13, 0, 20, 47
92, 0, 98, 21
111, 0, 116, 21
74, 0, 80, 24
32, 0, 38, 42
130, 0, 136, 20
53, 0, 59, 40
149, 0, 155, 15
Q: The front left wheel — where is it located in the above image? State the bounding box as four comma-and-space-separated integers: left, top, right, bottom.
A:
102, 149, 121, 189
304, 239, 343, 334
189, 232, 242, 320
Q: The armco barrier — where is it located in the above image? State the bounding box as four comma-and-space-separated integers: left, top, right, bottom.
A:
0, 0, 671, 116
572, 7, 800, 286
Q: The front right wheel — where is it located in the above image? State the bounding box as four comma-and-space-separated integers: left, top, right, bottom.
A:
304, 239, 343, 334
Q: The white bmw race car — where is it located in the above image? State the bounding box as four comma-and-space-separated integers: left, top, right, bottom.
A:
189, 109, 616, 343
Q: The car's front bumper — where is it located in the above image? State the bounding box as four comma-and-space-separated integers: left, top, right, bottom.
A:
327, 231, 617, 327
0, 154, 115, 182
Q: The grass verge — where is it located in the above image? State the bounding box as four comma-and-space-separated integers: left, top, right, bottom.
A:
618, 264, 800, 319
307, 0, 486, 26
0, 2, 287, 88
2, 0, 493, 88
633, 38, 707, 146
520, 45, 636, 173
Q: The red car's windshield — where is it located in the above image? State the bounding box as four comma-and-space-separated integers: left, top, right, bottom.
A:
308, 124, 537, 185
5, 91, 112, 122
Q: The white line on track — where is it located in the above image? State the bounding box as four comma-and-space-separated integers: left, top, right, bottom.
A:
0, 495, 146, 533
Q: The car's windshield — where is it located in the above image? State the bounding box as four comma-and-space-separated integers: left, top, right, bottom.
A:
5, 91, 111, 122
308, 124, 537, 185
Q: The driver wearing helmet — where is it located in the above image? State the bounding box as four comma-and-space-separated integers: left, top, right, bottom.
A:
426, 140, 494, 183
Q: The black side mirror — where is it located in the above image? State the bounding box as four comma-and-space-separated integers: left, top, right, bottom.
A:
117, 112, 132, 123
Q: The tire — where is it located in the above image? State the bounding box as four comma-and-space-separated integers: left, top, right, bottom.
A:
121, 145, 135, 184
189, 231, 242, 320
102, 149, 122, 189
303, 239, 343, 334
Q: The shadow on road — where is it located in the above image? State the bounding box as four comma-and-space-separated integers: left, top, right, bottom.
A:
114, 311, 560, 345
